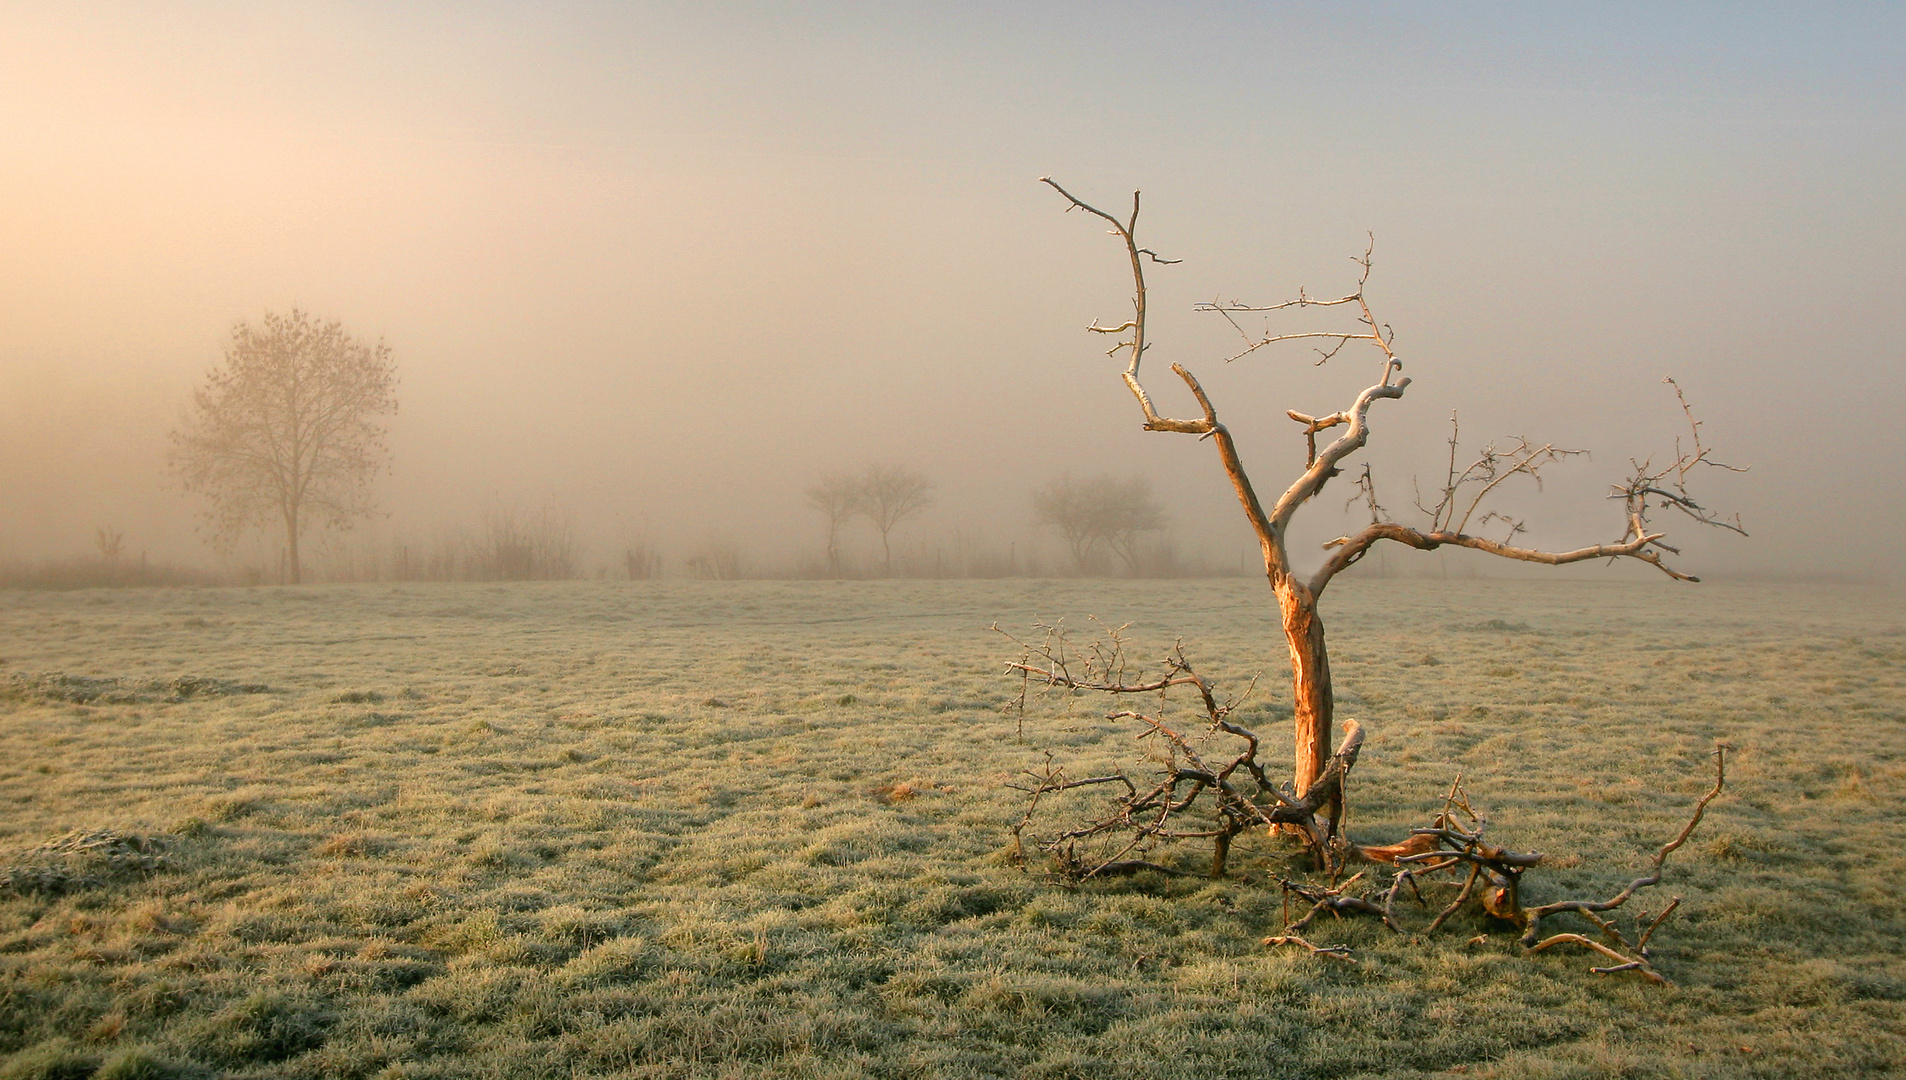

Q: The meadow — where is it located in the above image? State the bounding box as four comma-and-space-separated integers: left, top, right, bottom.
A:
0, 577, 1901, 1079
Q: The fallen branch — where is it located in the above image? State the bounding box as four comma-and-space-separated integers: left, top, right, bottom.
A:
1000, 622, 1368, 879
1387, 746, 1727, 983
1514, 748, 1728, 984
1281, 872, 1400, 933
1002, 620, 1729, 987
1262, 934, 1357, 962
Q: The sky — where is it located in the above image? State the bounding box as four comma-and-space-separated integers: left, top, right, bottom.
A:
2, 2, 1902, 581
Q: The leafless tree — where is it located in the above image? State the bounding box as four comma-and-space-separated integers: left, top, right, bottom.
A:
623, 537, 663, 581
169, 309, 397, 584
93, 526, 125, 563
1032, 474, 1166, 575
1041, 178, 1744, 802
805, 471, 865, 578
858, 464, 934, 577
1031, 477, 1101, 572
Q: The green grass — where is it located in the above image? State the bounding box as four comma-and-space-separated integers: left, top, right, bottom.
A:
0, 578, 1901, 1078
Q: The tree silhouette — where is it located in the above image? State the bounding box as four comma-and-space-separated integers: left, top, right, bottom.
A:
170, 309, 397, 584
805, 471, 864, 578
1032, 474, 1166, 574
858, 464, 933, 577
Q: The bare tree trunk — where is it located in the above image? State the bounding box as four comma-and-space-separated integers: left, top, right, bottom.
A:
1275, 576, 1333, 799
285, 504, 302, 585
880, 529, 892, 577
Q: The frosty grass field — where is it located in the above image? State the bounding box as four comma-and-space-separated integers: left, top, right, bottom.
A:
0, 577, 1902, 1079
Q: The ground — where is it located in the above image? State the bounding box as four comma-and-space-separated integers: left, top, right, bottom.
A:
0, 577, 1901, 1079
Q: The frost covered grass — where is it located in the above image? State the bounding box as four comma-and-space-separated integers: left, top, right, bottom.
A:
0, 577, 1901, 1078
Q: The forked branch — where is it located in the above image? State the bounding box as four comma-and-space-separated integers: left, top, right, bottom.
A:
1516, 746, 1729, 985
1048, 179, 1741, 597
1199, 237, 1396, 364
1613, 378, 1749, 541
1384, 746, 1728, 984
1042, 179, 1413, 582
1319, 383, 1745, 594
1254, 750, 1726, 982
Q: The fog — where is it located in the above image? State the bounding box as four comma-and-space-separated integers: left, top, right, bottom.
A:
3, 3, 1902, 583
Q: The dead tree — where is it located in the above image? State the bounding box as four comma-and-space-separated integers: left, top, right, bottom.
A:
1041, 178, 1744, 800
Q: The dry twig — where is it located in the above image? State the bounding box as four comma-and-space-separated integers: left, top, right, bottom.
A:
1000, 623, 1366, 880
1262, 934, 1357, 962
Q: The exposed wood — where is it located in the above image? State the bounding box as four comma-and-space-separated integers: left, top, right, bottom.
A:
1385, 748, 1727, 983
1041, 179, 1743, 796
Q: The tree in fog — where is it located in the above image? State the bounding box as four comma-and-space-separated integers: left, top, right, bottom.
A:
1032, 474, 1166, 575
623, 537, 662, 580
684, 537, 746, 580
858, 464, 934, 576
169, 309, 397, 584
1002, 184, 1743, 973
805, 471, 864, 577
93, 526, 126, 563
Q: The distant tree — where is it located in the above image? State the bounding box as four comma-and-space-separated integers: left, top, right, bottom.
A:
858, 464, 934, 577
1032, 474, 1166, 574
93, 525, 126, 562
169, 309, 397, 584
805, 471, 865, 577
1030, 477, 1097, 571
1100, 478, 1168, 574
684, 537, 746, 580
623, 537, 662, 580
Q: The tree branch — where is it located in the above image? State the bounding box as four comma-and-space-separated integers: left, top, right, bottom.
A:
1312, 521, 1687, 596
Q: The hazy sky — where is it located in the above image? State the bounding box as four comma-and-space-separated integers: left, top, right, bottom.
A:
3, 2, 1901, 580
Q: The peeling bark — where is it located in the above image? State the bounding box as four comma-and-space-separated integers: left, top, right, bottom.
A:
1276, 580, 1332, 798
